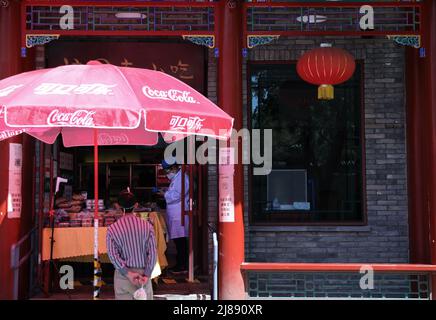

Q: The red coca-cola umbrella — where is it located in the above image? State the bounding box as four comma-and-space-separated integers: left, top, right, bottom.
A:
0, 61, 233, 143
0, 61, 234, 299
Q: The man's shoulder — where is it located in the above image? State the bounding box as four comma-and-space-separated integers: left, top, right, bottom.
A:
108, 214, 153, 231
133, 215, 154, 227
107, 217, 125, 232
107, 221, 118, 233
146, 218, 154, 227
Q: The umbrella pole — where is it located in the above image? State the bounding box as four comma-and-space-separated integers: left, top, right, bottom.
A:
188, 138, 194, 283
93, 129, 101, 300
48, 156, 55, 294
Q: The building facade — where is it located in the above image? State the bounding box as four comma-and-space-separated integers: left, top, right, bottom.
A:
0, 0, 436, 300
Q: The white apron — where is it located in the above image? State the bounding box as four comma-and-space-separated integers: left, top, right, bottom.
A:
164, 170, 189, 239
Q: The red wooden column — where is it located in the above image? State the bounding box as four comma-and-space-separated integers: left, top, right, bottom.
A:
0, 0, 23, 300
422, 0, 436, 299
217, 0, 245, 299
405, 46, 430, 264
0, 1, 35, 300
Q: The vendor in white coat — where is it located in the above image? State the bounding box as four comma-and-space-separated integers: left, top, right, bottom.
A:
159, 160, 189, 274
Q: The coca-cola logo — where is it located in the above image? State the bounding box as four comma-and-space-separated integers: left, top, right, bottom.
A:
98, 133, 129, 145
34, 83, 116, 95
0, 129, 27, 141
0, 84, 23, 97
142, 86, 198, 104
47, 110, 96, 127
169, 115, 205, 131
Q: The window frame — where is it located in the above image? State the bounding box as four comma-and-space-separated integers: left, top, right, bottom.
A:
246, 60, 367, 226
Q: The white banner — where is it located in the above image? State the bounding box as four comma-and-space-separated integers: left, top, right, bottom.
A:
218, 147, 235, 223
7, 143, 22, 219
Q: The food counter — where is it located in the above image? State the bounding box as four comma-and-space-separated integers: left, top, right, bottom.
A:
42, 210, 168, 270
42, 226, 109, 261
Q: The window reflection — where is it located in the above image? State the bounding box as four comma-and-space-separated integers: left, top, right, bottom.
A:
250, 62, 363, 224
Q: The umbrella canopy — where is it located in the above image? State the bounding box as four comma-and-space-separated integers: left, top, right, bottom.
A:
0, 60, 233, 144
0, 61, 234, 299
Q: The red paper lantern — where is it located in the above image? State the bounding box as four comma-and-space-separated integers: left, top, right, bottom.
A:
297, 45, 356, 100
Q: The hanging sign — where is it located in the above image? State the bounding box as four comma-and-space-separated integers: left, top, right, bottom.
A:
218, 147, 235, 223
46, 41, 205, 93
7, 143, 22, 219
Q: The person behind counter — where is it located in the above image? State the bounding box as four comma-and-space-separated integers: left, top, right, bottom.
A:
106, 189, 157, 300
157, 159, 189, 274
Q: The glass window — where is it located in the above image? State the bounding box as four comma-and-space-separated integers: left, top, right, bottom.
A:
132, 165, 156, 188
249, 62, 364, 224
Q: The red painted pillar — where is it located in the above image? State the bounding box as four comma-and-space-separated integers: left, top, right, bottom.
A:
422, 0, 436, 299
405, 47, 430, 264
0, 0, 35, 300
418, 0, 436, 299
217, 0, 245, 299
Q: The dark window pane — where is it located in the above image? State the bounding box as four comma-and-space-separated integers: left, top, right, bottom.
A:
249, 62, 363, 224
80, 164, 106, 201
108, 164, 130, 204
132, 165, 156, 188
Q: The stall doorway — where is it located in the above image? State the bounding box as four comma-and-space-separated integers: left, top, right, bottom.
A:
32, 139, 211, 299
29, 37, 213, 299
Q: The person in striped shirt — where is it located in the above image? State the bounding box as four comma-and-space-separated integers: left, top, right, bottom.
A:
106, 189, 157, 300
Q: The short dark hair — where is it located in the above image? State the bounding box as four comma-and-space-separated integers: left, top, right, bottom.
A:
118, 189, 137, 212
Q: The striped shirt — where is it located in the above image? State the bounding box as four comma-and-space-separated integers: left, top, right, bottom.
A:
106, 214, 157, 278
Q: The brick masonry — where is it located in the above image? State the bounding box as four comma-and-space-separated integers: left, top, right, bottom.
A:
35, 38, 410, 282
207, 36, 409, 269
206, 49, 218, 281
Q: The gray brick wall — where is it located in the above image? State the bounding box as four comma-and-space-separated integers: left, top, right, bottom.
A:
207, 49, 218, 281
35, 37, 410, 283
207, 36, 409, 266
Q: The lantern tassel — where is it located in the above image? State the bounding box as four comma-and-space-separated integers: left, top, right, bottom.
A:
318, 85, 334, 100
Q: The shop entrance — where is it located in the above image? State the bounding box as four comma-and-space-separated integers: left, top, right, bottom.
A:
34, 139, 211, 299
29, 38, 212, 299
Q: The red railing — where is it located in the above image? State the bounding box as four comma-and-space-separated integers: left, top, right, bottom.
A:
21, 0, 219, 48
241, 262, 436, 299
241, 262, 436, 273
243, 0, 422, 48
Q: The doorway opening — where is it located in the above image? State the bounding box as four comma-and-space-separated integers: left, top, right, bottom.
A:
31, 137, 211, 299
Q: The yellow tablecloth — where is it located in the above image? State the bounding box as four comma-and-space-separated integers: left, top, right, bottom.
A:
42, 227, 108, 261
42, 226, 163, 278
42, 212, 168, 268
148, 212, 168, 269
